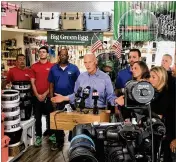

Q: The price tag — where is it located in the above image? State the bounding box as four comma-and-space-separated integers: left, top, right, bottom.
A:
35, 18, 40, 24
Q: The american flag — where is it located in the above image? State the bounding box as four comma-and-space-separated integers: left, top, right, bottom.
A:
91, 40, 103, 53
112, 35, 122, 59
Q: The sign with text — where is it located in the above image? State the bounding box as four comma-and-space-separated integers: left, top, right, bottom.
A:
47, 31, 103, 45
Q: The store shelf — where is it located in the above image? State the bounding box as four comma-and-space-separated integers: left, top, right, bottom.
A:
1, 50, 10, 53
1, 27, 47, 36
2, 58, 16, 60
8, 151, 24, 162
1, 26, 113, 37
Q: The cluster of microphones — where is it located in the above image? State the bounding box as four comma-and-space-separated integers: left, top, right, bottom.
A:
75, 86, 99, 114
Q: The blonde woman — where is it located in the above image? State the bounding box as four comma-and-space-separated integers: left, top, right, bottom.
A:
149, 66, 169, 118
148, 66, 169, 162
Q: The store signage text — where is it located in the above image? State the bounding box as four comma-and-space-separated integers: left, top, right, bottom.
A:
47, 31, 103, 45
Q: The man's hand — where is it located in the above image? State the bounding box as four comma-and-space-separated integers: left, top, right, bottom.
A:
170, 139, 176, 153
51, 93, 69, 103
37, 94, 45, 102
115, 95, 124, 106
41, 92, 48, 100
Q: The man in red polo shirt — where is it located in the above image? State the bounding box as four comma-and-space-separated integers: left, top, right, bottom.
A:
30, 46, 53, 147
6, 54, 31, 84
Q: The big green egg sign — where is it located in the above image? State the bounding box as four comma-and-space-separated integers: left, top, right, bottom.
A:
47, 31, 103, 45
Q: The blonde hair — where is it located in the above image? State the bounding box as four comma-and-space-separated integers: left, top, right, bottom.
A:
150, 66, 168, 91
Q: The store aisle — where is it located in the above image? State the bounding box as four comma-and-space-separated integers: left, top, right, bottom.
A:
16, 116, 69, 162
16, 131, 69, 162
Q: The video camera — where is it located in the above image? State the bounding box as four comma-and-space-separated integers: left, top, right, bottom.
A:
124, 80, 155, 109
68, 81, 165, 162
68, 115, 166, 162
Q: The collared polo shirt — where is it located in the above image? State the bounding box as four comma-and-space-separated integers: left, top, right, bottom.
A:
48, 63, 80, 96
115, 66, 132, 89
30, 61, 53, 94
6, 67, 31, 83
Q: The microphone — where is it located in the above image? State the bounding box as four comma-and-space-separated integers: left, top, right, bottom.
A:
79, 86, 91, 112
82, 86, 91, 99
92, 89, 99, 114
75, 87, 82, 98
75, 87, 82, 108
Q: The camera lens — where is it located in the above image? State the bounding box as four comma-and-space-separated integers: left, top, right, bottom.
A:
140, 89, 149, 96
69, 147, 98, 162
69, 134, 98, 162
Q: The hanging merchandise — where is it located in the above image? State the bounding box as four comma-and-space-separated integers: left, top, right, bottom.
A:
48, 46, 56, 57
25, 48, 31, 67
1, 2, 19, 26
60, 12, 84, 30
30, 48, 38, 64
23, 36, 30, 45
84, 12, 110, 31
40, 39, 48, 46
18, 8, 33, 30
37, 12, 60, 30
4, 39, 17, 48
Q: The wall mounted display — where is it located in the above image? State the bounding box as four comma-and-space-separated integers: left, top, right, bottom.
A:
114, 1, 176, 41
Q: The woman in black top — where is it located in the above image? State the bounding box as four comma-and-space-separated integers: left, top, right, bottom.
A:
168, 65, 176, 162
149, 66, 169, 162
149, 66, 169, 118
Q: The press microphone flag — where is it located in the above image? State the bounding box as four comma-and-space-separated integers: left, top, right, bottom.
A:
92, 89, 99, 114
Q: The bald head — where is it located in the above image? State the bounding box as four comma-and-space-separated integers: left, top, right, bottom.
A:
84, 53, 98, 75
84, 53, 97, 61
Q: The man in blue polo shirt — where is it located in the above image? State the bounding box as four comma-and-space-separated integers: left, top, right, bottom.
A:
48, 48, 80, 151
115, 49, 141, 93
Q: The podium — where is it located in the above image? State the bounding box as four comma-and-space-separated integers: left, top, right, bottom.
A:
50, 109, 110, 130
